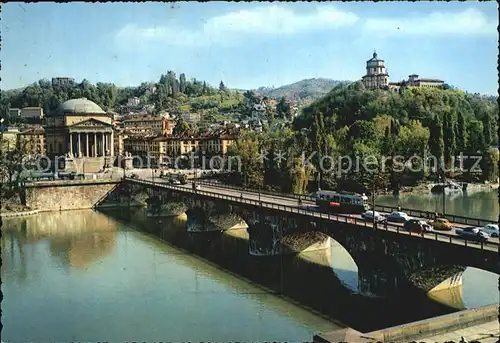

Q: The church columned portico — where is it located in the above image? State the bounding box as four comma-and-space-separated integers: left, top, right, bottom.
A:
68, 131, 113, 158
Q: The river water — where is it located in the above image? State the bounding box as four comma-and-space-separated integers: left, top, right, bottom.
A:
376, 188, 499, 221
1, 189, 498, 342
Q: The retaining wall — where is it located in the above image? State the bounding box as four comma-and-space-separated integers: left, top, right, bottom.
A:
314, 304, 498, 343
24, 179, 120, 211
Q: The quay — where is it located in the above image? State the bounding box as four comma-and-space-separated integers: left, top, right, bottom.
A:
313, 304, 499, 343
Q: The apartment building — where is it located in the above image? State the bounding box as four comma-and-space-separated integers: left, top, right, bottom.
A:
122, 115, 174, 135
20, 107, 44, 123
17, 126, 46, 156
153, 127, 239, 164
52, 77, 75, 87
122, 132, 160, 165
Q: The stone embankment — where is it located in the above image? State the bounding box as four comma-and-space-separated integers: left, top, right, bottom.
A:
24, 179, 120, 212
314, 303, 498, 343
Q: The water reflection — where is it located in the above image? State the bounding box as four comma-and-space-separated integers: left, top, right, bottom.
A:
377, 189, 498, 220
1, 211, 117, 274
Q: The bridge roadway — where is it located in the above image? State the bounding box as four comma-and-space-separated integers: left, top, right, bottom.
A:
137, 177, 499, 251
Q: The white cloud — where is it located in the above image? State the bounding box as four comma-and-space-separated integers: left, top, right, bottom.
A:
115, 6, 496, 49
362, 8, 496, 37
115, 4, 359, 48
115, 24, 206, 48
203, 4, 360, 35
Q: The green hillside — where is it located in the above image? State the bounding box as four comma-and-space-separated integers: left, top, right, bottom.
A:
255, 78, 348, 103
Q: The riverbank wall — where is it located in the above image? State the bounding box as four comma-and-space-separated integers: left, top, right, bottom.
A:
24, 179, 120, 212
314, 303, 499, 343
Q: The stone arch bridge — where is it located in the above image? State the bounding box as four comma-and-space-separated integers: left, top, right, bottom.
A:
95, 178, 499, 295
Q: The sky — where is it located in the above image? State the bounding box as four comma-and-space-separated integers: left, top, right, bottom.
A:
1, 2, 498, 95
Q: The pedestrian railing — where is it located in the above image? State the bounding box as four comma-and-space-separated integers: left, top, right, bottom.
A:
125, 178, 499, 253
195, 180, 497, 227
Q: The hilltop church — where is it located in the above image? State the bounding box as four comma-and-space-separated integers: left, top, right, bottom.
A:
361, 51, 445, 92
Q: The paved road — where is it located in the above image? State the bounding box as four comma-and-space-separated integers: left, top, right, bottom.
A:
141, 177, 499, 250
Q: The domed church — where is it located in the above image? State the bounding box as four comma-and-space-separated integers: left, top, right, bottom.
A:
44, 98, 114, 172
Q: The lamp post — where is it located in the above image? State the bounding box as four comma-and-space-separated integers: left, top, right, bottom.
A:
441, 173, 446, 217
194, 150, 198, 181
372, 180, 376, 229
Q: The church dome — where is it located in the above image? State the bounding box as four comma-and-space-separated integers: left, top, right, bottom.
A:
55, 98, 106, 116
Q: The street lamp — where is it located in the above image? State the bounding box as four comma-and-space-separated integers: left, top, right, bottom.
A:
372, 181, 376, 229
194, 150, 198, 181
441, 173, 446, 217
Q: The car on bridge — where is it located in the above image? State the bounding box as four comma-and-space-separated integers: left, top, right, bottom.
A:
386, 211, 411, 223
430, 218, 453, 231
169, 178, 181, 185
456, 227, 490, 242
361, 210, 385, 223
481, 224, 499, 237
404, 219, 433, 233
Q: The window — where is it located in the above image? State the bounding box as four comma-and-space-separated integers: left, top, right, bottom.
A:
333, 196, 340, 202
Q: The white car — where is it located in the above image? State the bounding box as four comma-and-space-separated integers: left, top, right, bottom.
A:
361, 210, 385, 222
481, 224, 499, 237
386, 211, 411, 223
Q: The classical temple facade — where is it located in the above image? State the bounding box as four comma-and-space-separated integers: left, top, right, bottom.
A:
44, 98, 114, 172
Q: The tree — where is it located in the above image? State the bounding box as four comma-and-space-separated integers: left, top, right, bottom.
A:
480, 147, 499, 182
276, 97, 290, 119
482, 112, 492, 149
443, 111, 456, 169
349, 120, 376, 143
466, 120, 485, 153
228, 131, 264, 187
0, 138, 33, 206
173, 117, 190, 136
219, 81, 227, 92
455, 110, 466, 153
289, 157, 307, 194
428, 115, 444, 174
179, 73, 187, 94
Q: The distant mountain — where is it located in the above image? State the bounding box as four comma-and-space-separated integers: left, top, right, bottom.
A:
255, 78, 349, 103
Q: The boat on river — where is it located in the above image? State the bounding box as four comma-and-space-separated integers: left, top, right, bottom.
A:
430, 180, 465, 194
